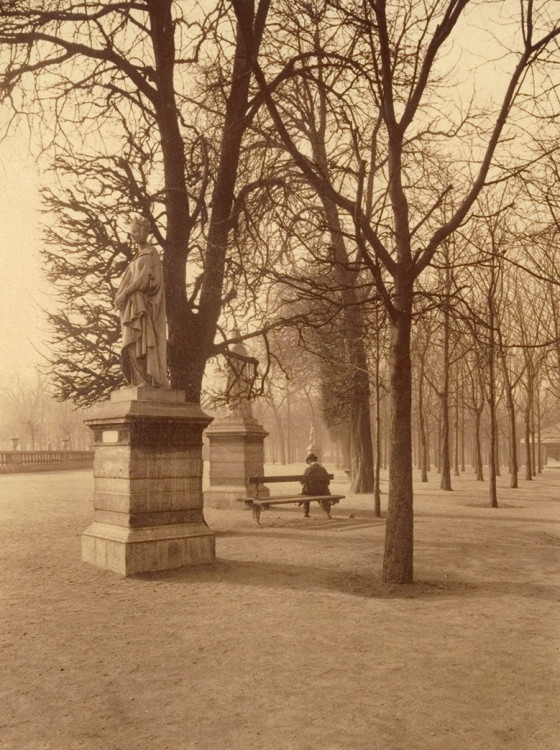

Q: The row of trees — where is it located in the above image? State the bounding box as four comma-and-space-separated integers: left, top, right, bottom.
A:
255, 229, 560, 496
1, 1, 559, 582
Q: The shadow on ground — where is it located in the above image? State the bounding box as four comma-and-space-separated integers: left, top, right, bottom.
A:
133, 555, 560, 603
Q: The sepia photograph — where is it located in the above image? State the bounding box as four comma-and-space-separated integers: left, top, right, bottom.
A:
1, 1, 559, 748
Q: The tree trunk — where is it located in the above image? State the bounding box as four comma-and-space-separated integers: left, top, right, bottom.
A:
488, 297, 498, 508
340, 429, 351, 475
499, 349, 518, 488
348, 360, 375, 493
537, 390, 542, 473
473, 409, 484, 481
460, 395, 466, 473
530, 417, 536, 477
310, 115, 375, 492
440, 266, 452, 490
373, 336, 382, 516
382, 293, 413, 584
440, 390, 452, 489
195, 30, 254, 388
418, 370, 429, 483
147, 1, 196, 396
524, 397, 532, 481
271, 402, 287, 465
454, 387, 460, 477
178, 0, 270, 401
286, 386, 293, 463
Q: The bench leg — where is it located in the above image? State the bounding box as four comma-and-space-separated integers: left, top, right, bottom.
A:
244, 499, 261, 524
318, 499, 332, 518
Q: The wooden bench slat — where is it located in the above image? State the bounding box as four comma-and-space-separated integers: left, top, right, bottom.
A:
258, 494, 341, 502
261, 496, 343, 506
236, 495, 343, 504
248, 474, 334, 484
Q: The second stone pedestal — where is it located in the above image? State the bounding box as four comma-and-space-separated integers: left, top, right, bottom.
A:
82, 387, 215, 576
204, 413, 268, 509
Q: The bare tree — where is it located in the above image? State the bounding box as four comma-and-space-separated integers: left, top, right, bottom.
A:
1, 370, 50, 450
242, 0, 560, 581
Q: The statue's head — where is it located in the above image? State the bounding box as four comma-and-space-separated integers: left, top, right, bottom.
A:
129, 215, 151, 244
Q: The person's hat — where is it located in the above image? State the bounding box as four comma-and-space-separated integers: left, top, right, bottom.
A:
306, 453, 318, 463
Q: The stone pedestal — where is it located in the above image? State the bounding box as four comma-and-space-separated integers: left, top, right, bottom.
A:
204, 413, 268, 509
82, 387, 215, 576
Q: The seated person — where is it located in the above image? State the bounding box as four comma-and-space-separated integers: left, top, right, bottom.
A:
300, 453, 331, 517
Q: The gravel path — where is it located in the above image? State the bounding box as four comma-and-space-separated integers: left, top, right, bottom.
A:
1, 467, 559, 749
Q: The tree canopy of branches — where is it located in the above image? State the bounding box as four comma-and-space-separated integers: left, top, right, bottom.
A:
1, 0, 275, 405
234, 0, 560, 581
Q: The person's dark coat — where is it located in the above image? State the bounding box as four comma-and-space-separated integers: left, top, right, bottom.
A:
301, 462, 331, 496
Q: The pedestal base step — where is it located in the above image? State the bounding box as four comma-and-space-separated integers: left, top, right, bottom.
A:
82, 522, 215, 576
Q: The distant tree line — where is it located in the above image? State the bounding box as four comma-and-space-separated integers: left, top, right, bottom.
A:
0, 371, 91, 451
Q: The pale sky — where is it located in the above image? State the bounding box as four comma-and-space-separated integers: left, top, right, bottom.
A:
0, 133, 48, 383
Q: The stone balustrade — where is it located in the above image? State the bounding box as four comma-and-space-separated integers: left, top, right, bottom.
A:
0, 450, 94, 473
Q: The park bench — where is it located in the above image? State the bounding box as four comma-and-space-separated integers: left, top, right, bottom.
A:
238, 474, 344, 524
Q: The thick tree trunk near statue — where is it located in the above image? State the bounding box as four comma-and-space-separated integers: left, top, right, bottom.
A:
382, 309, 414, 584
174, 14, 255, 400
169, 320, 208, 403
146, 1, 201, 399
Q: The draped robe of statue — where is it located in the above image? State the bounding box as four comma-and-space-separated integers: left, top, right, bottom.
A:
116, 244, 168, 388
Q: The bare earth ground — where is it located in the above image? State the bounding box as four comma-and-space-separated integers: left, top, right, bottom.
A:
1, 464, 559, 750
